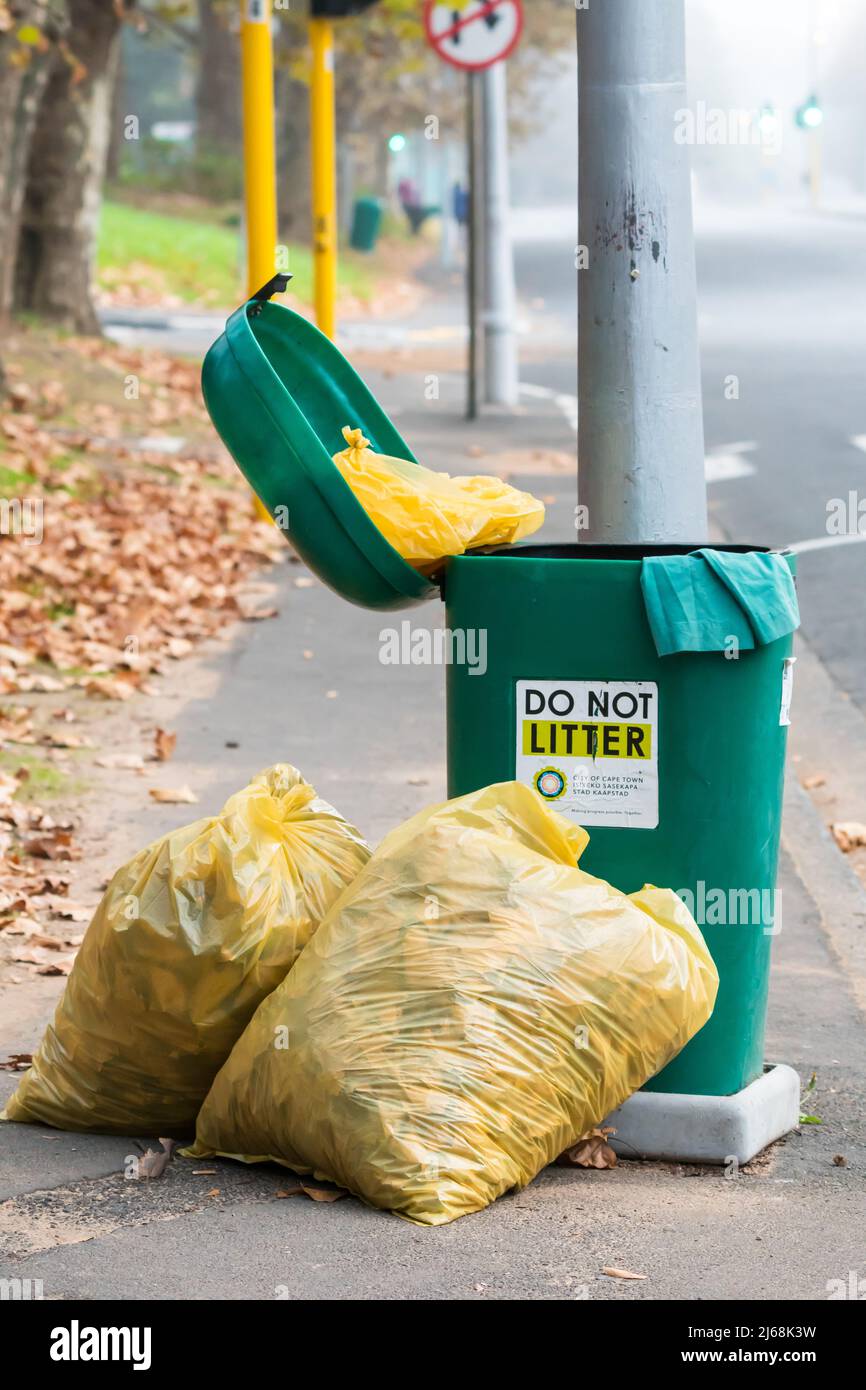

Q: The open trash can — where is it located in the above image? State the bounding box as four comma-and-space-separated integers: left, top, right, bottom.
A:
202, 294, 797, 1105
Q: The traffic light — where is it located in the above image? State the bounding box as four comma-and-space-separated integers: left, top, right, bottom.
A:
310, 1, 379, 14
795, 94, 823, 130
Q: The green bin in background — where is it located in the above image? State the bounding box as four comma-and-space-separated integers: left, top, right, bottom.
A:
444, 542, 796, 1099
350, 196, 383, 253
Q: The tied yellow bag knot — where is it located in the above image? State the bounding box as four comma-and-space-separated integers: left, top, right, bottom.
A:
340, 425, 371, 462
332, 424, 545, 571
2, 764, 370, 1136
188, 781, 719, 1225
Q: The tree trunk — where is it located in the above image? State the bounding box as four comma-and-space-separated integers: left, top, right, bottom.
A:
105, 35, 125, 184
196, 0, 242, 156
275, 63, 311, 245
14, 0, 121, 334
0, 2, 68, 327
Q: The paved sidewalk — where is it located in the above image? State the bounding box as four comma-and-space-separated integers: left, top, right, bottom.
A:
1, 369, 864, 1302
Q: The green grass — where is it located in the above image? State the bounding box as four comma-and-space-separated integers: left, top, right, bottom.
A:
97, 200, 372, 308
0, 464, 38, 497
0, 750, 86, 801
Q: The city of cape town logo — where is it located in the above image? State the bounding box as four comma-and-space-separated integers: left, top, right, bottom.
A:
534, 766, 567, 800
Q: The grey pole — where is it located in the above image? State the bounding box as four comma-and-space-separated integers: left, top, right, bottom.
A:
578, 0, 707, 542
466, 72, 480, 421
481, 60, 519, 407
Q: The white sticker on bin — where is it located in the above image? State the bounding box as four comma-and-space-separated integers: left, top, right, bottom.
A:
516, 679, 659, 830
779, 657, 796, 727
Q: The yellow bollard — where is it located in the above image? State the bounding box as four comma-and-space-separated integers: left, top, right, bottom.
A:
240, 1, 278, 522
240, 0, 278, 296
309, 17, 337, 339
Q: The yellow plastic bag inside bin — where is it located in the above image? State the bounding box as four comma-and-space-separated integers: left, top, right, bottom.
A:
187, 782, 718, 1225
2, 765, 369, 1136
333, 426, 545, 570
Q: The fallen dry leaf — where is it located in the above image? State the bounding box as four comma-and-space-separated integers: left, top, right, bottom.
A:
36, 957, 74, 976
600, 1267, 647, 1281
275, 1180, 347, 1204
803, 773, 827, 790
0, 1053, 33, 1071
43, 731, 94, 750
24, 829, 78, 861
130, 1138, 177, 1180
236, 595, 278, 621
154, 728, 176, 762
22, 932, 68, 951
166, 637, 194, 660
557, 1127, 617, 1170
831, 822, 866, 853
17, 674, 68, 694
95, 753, 145, 770
84, 677, 136, 702
1, 914, 44, 935
149, 786, 199, 805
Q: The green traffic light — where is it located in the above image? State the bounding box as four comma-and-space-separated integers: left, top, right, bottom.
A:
795, 94, 823, 130
388, 133, 407, 153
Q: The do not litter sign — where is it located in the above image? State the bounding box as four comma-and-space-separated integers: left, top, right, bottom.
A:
515, 679, 660, 830
423, 0, 524, 72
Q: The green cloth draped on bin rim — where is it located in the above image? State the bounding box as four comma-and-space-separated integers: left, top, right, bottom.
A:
640, 548, 800, 656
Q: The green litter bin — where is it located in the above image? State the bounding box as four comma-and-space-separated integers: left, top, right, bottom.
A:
444, 543, 796, 1098
350, 197, 383, 253
202, 293, 795, 1101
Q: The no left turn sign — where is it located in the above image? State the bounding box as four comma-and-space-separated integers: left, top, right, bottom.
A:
423, 0, 524, 73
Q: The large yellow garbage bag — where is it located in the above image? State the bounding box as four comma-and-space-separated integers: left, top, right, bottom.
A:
187, 782, 718, 1224
2, 765, 369, 1136
333, 427, 544, 570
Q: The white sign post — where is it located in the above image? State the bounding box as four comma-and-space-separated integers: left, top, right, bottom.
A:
424, 1, 523, 413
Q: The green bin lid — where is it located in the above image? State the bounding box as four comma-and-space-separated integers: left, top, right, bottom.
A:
202, 291, 437, 611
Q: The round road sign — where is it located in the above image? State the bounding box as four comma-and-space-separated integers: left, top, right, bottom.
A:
423, 0, 524, 73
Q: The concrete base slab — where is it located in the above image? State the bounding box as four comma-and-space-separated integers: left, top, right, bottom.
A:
604, 1064, 801, 1166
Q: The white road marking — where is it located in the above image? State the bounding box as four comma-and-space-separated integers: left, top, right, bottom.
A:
519, 382, 577, 433
789, 532, 866, 555
519, 398, 761, 482
704, 440, 757, 483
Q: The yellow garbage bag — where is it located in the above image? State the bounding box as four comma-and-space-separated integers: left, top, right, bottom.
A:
333, 427, 544, 570
187, 782, 718, 1225
2, 765, 369, 1136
